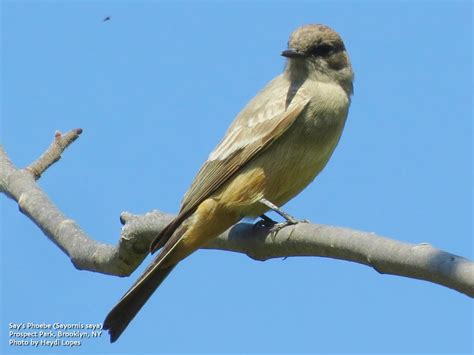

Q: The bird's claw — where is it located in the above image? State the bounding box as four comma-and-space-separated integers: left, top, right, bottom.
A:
269, 222, 291, 233
268, 219, 304, 233
254, 200, 309, 233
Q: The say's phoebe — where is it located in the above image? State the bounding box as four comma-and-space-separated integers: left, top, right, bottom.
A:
104, 24, 354, 342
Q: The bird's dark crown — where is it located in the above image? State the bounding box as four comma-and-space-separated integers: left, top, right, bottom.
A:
287, 24, 346, 58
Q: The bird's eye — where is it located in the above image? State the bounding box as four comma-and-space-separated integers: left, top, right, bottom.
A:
309, 44, 334, 57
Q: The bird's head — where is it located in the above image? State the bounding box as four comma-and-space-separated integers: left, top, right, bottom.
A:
282, 24, 353, 95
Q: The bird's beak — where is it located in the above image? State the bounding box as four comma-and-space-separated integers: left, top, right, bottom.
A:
281, 48, 305, 58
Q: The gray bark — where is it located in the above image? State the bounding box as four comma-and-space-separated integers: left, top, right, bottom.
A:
1, 129, 472, 297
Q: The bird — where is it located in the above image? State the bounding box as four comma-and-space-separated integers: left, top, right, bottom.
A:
103, 16, 111, 22
103, 23, 354, 342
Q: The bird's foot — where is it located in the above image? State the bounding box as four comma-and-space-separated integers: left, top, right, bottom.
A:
257, 198, 308, 233
268, 219, 304, 233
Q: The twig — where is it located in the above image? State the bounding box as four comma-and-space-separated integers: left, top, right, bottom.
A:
26, 128, 83, 179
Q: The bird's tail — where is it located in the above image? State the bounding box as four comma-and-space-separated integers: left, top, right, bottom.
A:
104, 217, 190, 342
103, 264, 175, 342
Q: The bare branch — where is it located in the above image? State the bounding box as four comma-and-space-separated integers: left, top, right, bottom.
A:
118, 212, 474, 297
26, 128, 83, 179
1, 133, 154, 276
1, 131, 473, 298
205, 222, 474, 297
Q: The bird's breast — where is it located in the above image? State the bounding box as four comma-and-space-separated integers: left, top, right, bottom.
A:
302, 81, 350, 130
256, 81, 350, 208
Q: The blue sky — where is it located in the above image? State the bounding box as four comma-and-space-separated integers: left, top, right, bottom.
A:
1, 1, 472, 354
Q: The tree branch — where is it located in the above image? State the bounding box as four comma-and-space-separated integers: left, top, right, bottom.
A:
205, 222, 474, 297
1, 130, 473, 298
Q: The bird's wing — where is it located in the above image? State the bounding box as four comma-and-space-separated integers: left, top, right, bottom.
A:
150, 75, 310, 252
